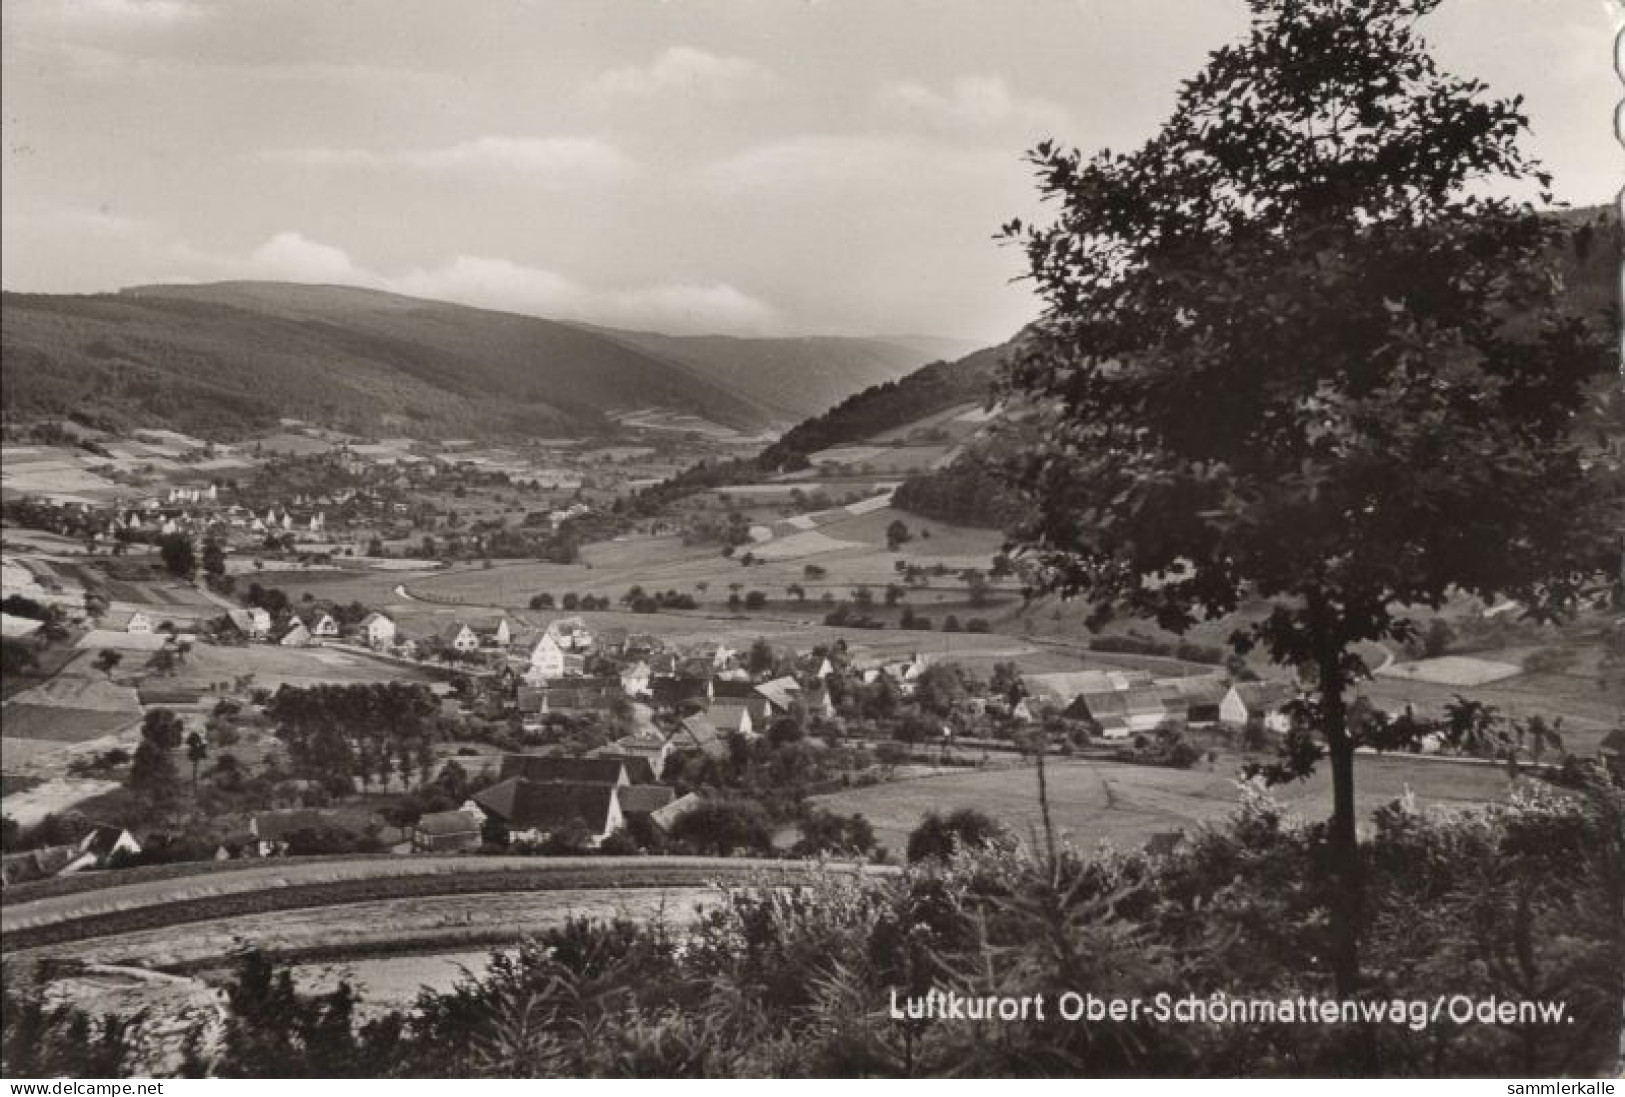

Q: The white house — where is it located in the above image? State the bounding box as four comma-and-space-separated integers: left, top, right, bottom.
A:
360, 612, 396, 649
309, 613, 340, 640
619, 660, 652, 697
125, 610, 154, 634
1220, 681, 1297, 733
441, 622, 481, 655
227, 607, 272, 640
528, 633, 566, 678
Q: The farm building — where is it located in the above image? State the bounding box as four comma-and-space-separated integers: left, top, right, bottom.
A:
1069, 689, 1175, 739
498, 754, 637, 786
309, 613, 340, 640
471, 778, 624, 846
280, 620, 313, 648
1220, 681, 1298, 732
1154, 676, 1230, 726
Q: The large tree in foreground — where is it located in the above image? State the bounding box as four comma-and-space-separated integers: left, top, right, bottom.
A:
1000, 0, 1618, 995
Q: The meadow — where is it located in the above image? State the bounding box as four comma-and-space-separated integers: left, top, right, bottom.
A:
812, 752, 1522, 857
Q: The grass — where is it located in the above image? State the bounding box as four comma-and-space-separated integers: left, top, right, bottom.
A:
812, 752, 1523, 857
0, 704, 140, 743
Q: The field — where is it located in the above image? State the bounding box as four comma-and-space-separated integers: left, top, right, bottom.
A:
0, 704, 140, 743
0, 777, 122, 828
1376, 655, 1523, 686
812, 753, 1522, 856
161, 642, 440, 691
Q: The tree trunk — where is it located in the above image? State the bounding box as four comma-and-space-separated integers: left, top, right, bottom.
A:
1320, 654, 1362, 999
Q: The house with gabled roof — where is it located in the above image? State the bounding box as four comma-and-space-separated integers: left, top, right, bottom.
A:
360, 611, 396, 649
616, 784, 676, 823
280, 619, 312, 648
669, 714, 732, 759
473, 616, 512, 648
471, 778, 624, 846
619, 660, 652, 698
309, 612, 340, 640
707, 701, 756, 738
499, 754, 635, 786
755, 676, 802, 714
1155, 676, 1229, 726
1220, 681, 1297, 732
1069, 688, 1175, 739
440, 622, 481, 655
592, 732, 672, 779
227, 607, 272, 640
524, 632, 566, 679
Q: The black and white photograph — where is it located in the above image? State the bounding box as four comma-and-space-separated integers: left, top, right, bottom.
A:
0, 0, 1621, 1082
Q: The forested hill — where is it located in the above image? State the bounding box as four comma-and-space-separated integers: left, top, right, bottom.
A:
0, 282, 953, 441
0, 283, 777, 439
576, 327, 973, 423
757, 340, 1014, 470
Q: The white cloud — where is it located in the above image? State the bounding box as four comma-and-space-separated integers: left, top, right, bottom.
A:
249, 232, 368, 284
226, 233, 779, 335
260, 137, 634, 184
877, 75, 1071, 139
588, 46, 772, 100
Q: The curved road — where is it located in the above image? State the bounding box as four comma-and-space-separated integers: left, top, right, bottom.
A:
1, 854, 893, 937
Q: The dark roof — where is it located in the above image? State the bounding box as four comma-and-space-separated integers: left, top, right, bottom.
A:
473, 778, 619, 833
671, 715, 730, 758
617, 784, 677, 816
589, 752, 657, 785
527, 682, 626, 712
1232, 681, 1297, 712
499, 754, 630, 785
651, 677, 710, 708
79, 824, 135, 860
713, 680, 756, 700
417, 809, 482, 837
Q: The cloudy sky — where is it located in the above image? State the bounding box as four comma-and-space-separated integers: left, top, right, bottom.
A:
2, 0, 1617, 342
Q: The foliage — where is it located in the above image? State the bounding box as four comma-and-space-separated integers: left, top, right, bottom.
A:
998, 0, 1618, 993
905, 808, 1008, 863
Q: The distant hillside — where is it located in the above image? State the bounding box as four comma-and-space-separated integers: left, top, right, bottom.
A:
580, 327, 969, 423
758, 341, 1014, 470
0, 282, 783, 440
